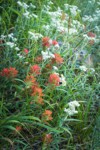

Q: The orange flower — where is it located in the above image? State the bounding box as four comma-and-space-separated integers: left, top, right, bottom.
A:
8, 67, 18, 77
31, 86, 44, 105
24, 75, 37, 88
15, 126, 22, 132
42, 110, 53, 122
48, 73, 60, 86
31, 86, 43, 97
87, 32, 96, 45
37, 97, 44, 105
0, 67, 18, 78
52, 53, 63, 64
23, 48, 29, 54
42, 37, 51, 47
46, 64, 52, 70
43, 134, 52, 143
30, 64, 41, 75
35, 56, 43, 63
0, 68, 9, 77
52, 40, 58, 46
87, 32, 96, 38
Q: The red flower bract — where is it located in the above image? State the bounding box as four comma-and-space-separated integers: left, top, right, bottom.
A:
15, 126, 22, 132
87, 32, 96, 45
31, 85, 44, 104
0, 68, 9, 77
52, 40, 58, 45
30, 64, 41, 75
87, 32, 96, 38
42, 37, 51, 47
52, 53, 63, 64
31, 86, 43, 97
23, 48, 29, 54
35, 56, 43, 63
48, 73, 60, 86
42, 110, 53, 122
43, 134, 52, 143
25, 75, 36, 85
0, 67, 18, 78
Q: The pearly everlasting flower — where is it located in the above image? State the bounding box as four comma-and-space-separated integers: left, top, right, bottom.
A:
90, 68, 95, 72
17, 54, 25, 59
42, 25, 50, 30
64, 108, 78, 116
15, 47, 20, 51
64, 100, 80, 116
1, 35, 6, 39
23, 11, 30, 18
17, 1, 22, 6
60, 74, 66, 86
8, 33, 14, 38
32, 14, 38, 18
17, 1, 29, 9
69, 28, 78, 35
6, 42, 16, 48
41, 51, 55, 61
79, 65, 87, 72
28, 31, 43, 41
53, 66, 58, 71
30, 3, 36, 9
68, 100, 80, 108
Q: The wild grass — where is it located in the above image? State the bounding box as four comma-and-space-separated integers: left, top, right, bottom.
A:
0, 0, 100, 149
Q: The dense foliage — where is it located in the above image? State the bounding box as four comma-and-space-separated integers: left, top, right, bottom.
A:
0, 0, 100, 149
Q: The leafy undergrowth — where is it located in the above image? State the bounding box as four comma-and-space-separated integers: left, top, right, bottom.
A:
0, 0, 100, 150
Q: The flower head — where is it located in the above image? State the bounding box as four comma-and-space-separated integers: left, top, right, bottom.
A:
43, 134, 52, 143
52, 53, 63, 64
42, 110, 53, 122
30, 64, 41, 75
15, 126, 22, 132
31, 86, 43, 97
48, 73, 60, 86
52, 40, 59, 48
52, 40, 58, 46
87, 32, 96, 38
23, 48, 29, 54
0, 67, 18, 78
24, 75, 36, 88
35, 56, 43, 63
31, 86, 44, 104
8, 67, 18, 77
42, 37, 51, 47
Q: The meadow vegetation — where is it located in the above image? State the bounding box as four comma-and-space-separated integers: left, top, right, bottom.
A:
0, 0, 100, 149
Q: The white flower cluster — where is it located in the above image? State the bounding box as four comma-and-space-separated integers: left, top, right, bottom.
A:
64, 100, 80, 116
64, 4, 81, 17
82, 2, 100, 23
79, 65, 95, 73
17, 1, 29, 9
60, 74, 67, 86
1, 33, 19, 49
28, 31, 43, 41
41, 51, 55, 60
17, 1, 37, 19
53, 72, 67, 87
42, 3, 84, 36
